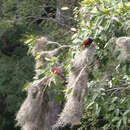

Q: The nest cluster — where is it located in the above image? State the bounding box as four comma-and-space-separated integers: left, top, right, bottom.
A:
16, 37, 62, 130
53, 44, 96, 128
16, 37, 129, 130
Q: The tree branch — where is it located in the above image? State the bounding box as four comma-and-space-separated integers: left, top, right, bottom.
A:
107, 85, 130, 92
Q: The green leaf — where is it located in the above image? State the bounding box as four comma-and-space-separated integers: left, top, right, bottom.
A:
44, 57, 51, 61
66, 88, 72, 95
117, 119, 122, 129
116, 109, 120, 116
92, 93, 98, 101
24, 38, 34, 44
109, 105, 115, 111
22, 82, 31, 91
87, 101, 94, 109
123, 110, 130, 116
120, 97, 126, 104
112, 97, 118, 103
61, 6, 69, 10
53, 78, 56, 86
96, 106, 101, 116
35, 52, 40, 60
122, 116, 127, 126
112, 117, 119, 122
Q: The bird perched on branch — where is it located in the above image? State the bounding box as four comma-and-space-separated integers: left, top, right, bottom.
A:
81, 37, 94, 47
51, 66, 67, 85
51, 66, 60, 74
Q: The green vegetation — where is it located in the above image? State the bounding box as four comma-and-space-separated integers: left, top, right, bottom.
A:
74, 0, 130, 129
0, 45, 35, 130
0, 0, 129, 130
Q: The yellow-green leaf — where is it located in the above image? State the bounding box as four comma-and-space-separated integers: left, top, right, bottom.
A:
61, 6, 69, 10
22, 82, 31, 91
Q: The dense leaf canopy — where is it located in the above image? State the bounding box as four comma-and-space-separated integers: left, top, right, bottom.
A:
0, 0, 129, 130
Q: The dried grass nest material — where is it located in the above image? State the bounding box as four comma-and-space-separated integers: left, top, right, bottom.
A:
16, 76, 51, 130
53, 44, 96, 128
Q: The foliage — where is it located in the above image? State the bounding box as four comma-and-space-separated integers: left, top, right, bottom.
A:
0, 52, 35, 130
0, 0, 130, 129
72, 0, 130, 129
13, 0, 130, 129
0, 8, 36, 129
0, 0, 74, 129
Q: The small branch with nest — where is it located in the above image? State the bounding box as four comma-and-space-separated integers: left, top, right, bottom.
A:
40, 45, 71, 58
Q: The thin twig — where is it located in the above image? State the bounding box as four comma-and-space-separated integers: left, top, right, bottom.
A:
107, 85, 130, 92
26, 16, 71, 29
47, 41, 61, 46
40, 45, 71, 58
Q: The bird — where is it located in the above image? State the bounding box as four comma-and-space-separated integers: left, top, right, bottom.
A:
81, 37, 94, 47
51, 66, 67, 85
51, 66, 61, 75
